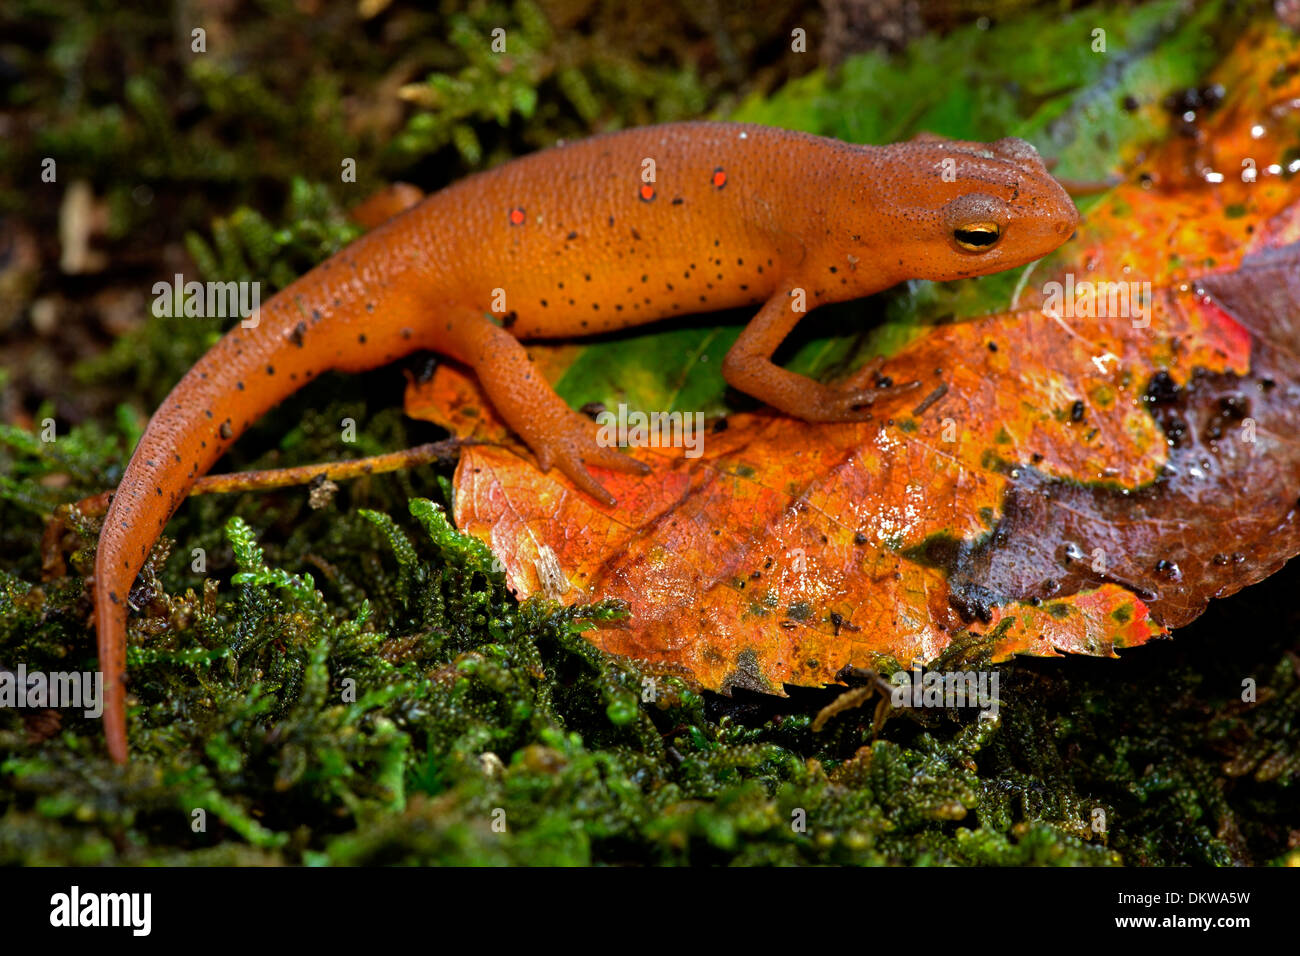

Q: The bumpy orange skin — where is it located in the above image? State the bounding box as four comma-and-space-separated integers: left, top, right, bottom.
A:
94, 121, 1079, 762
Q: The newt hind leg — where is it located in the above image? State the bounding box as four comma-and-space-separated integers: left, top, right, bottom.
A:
441, 311, 648, 505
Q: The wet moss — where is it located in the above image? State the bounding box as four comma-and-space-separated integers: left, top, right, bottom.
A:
2, 475, 1296, 865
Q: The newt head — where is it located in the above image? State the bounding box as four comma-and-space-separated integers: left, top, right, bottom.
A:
871, 135, 1081, 283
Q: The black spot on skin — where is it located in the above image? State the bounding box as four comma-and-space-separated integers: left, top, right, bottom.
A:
671, 197, 683, 205
291, 322, 307, 346
311, 309, 322, 322
155, 487, 162, 495
503, 311, 518, 328
541, 299, 549, 307
237, 381, 245, 390
266, 364, 275, 375
220, 421, 233, 439
567, 230, 578, 240
829, 266, 838, 273
608, 216, 615, 227
174, 453, 182, 462
204, 410, 213, 419
358, 334, 367, 344
584, 273, 592, 281
366, 302, 375, 312
402, 328, 413, 339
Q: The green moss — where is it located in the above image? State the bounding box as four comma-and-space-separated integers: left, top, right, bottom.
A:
4, 470, 1294, 864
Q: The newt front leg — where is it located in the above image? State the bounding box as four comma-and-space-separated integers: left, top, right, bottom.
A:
722, 291, 920, 421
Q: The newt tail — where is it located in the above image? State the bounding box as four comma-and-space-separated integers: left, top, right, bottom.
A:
93, 216, 439, 763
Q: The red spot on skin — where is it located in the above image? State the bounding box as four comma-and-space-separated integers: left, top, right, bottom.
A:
712, 168, 727, 188
639, 184, 655, 202
509, 208, 526, 225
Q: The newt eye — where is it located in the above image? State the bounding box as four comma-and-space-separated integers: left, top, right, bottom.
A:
953, 222, 1001, 251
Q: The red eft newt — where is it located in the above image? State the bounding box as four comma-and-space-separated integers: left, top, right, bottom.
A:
93, 121, 1080, 762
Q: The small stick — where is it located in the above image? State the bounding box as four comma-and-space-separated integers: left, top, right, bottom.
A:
42, 439, 468, 577
78, 438, 467, 515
